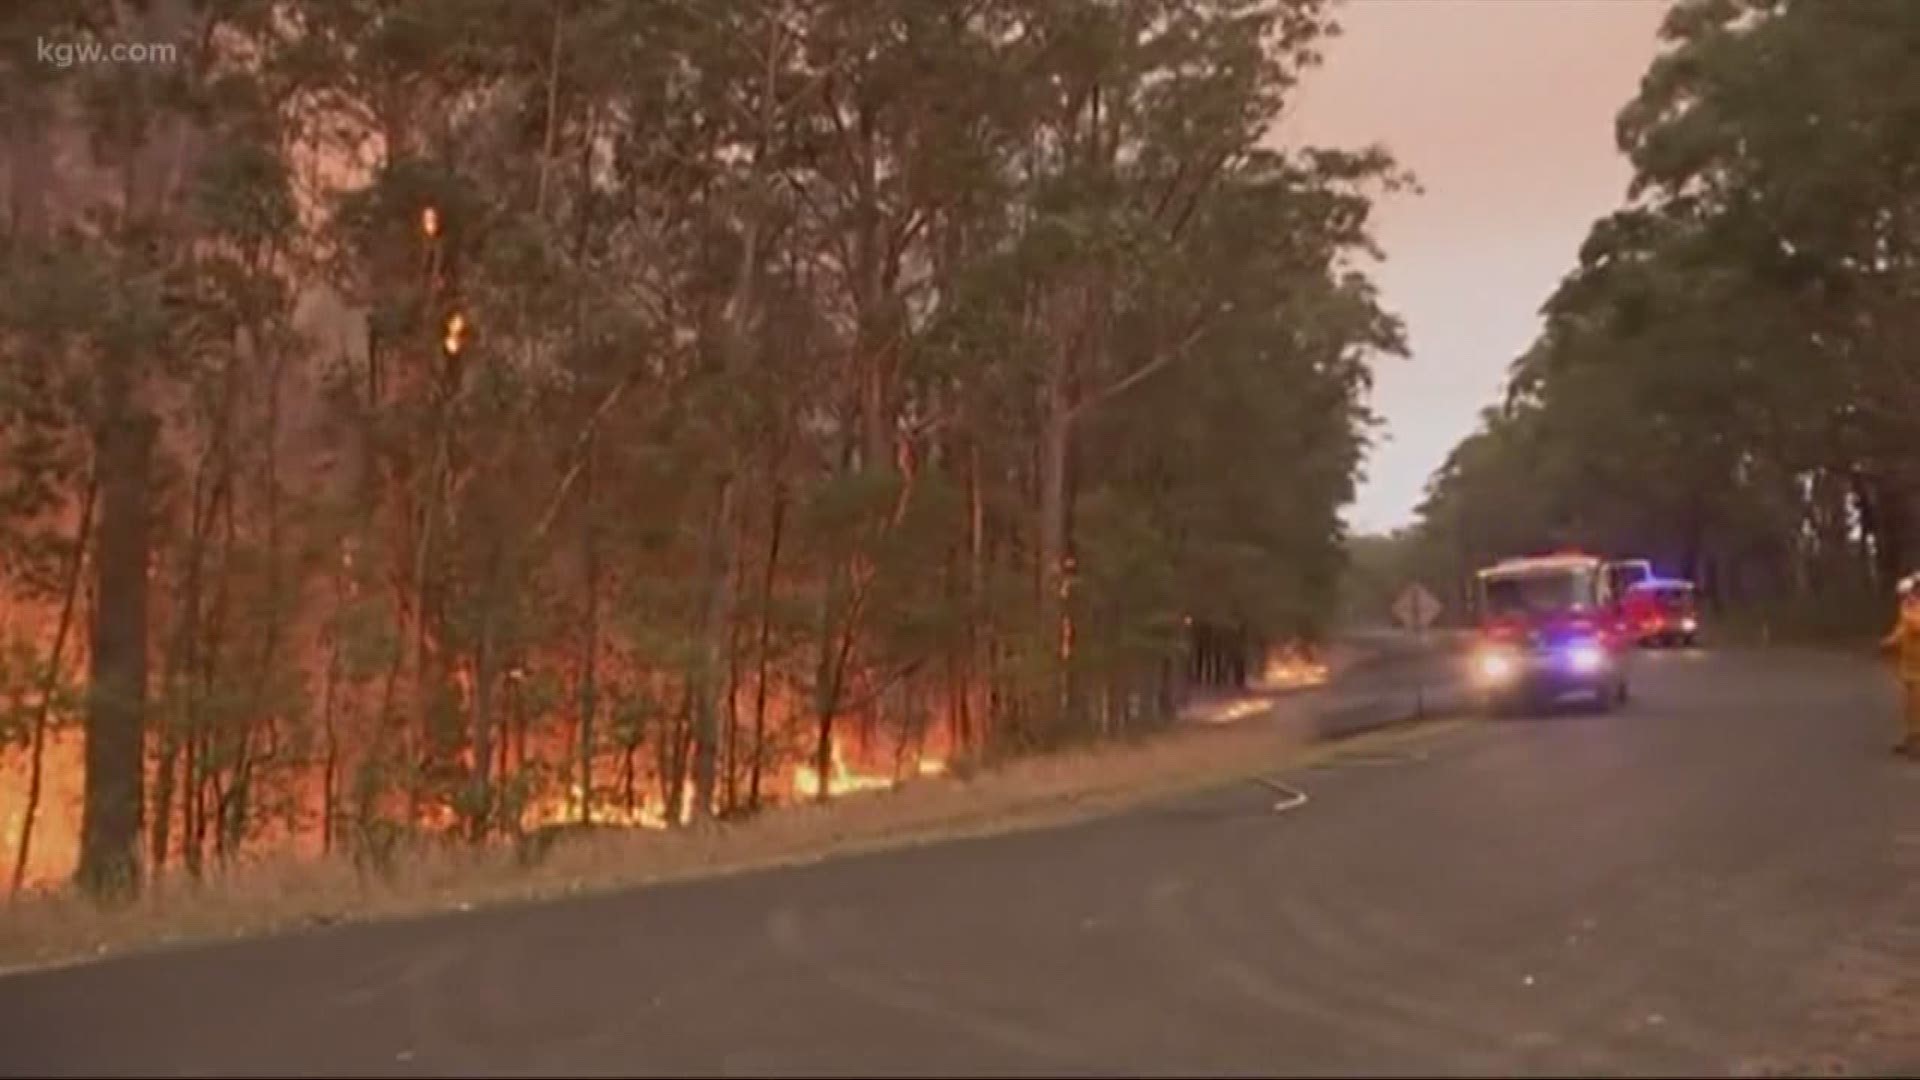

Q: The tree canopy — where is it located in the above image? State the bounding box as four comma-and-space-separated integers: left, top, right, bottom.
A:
1406, 0, 1919, 635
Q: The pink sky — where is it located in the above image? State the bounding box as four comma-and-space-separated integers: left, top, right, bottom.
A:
1281, 0, 1671, 534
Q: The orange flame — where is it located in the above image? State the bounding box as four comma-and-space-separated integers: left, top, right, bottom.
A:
0, 728, 84, 893
523, 782, 688, 832
791, 737, 904, 801
1257, 645, 1329, 691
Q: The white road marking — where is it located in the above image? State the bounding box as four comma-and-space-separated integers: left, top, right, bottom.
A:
1250, 776, 1309, 813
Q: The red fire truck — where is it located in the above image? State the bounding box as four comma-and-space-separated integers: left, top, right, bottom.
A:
1469, 552, 1633, 715
1621, 577, 1700, 648
1604, 559, 1654, 604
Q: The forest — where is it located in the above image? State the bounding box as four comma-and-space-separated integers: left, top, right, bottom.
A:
0, 0, 1405, 899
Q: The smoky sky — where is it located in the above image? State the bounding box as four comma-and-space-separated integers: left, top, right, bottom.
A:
1280, 0, 1670, 535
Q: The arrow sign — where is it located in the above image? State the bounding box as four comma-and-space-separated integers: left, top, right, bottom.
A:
1392, 582, 1442, 631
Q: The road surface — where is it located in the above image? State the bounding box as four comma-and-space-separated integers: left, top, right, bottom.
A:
4, 646, 1917, 1077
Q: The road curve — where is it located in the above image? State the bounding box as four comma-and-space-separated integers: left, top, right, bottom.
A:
3, 647, 1917, 1077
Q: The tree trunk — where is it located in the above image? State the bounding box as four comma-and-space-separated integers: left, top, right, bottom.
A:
723, 562, 745, 816
150, 737, 177, 881
217, 730, 254, 864
78, 0, 199, 903
471, 621, 496, 842
576, 438, 599, 824
10, 469, 96, 899
320, 642, 339, 857
811, 586, 847, 805
747, 486, 786, 812
690, 477, 736, 821
1036, 287, 1078, 741
1038, 354, 1071, 624
78, 401, 155, 900
181, 729, 201, 878
964, 441, 985, 753
147, 417, 231, 882
662, 684, 693, 826
620, 737, 637, 817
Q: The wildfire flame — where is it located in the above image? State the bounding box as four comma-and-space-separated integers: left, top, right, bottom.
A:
0, 728, 84, 893
0, 578, 961, 889
524, 782, 688, 832
442, 311, 467, 356
791, 737, 942, 801
1257, 646, 1329, 690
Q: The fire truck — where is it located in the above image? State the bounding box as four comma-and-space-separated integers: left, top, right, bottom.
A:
1621, 577, 1700, 648
1604, 558, 1654, 603
1469, 552, 1633, 715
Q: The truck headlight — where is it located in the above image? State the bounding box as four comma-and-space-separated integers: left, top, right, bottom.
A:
1567, 642, 1606, 673
1476, 650, 1517, 684
1681, 617, 1698, 633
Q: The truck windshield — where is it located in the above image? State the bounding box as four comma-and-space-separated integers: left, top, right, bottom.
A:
1482, 570, 1595, 617
1607, 563, 1650, 597
1650, 587, 1693, 612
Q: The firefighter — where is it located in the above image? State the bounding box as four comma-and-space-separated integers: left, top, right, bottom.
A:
1880, 573, 1920, 757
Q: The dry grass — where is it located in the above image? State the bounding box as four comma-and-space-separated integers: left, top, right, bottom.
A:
0, 692, 1456, 977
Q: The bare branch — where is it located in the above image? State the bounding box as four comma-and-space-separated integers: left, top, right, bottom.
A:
1069, 312, 1219, 424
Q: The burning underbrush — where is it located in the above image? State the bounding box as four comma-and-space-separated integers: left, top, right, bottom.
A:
0, 637, 1335, 900
0, 699, 957, 896
1, 572, 1355, 971
1255, 643, 1332, 691
0, 679, 1444, 975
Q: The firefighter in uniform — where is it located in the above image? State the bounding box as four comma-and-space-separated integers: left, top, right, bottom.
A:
1881, 573, 1920, 757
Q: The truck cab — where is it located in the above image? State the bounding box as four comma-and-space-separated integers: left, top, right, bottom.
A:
1622, 578, 1699, 648
1604, 559, 1654, 601
1470, 553, 1632, 715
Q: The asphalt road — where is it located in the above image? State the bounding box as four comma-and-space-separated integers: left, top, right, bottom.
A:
4, 646, 1918, 1077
